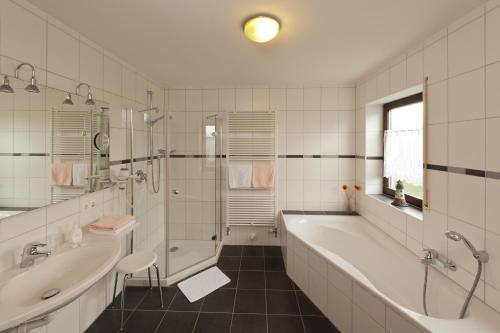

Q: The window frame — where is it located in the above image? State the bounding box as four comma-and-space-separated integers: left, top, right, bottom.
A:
382, 93, 423, 209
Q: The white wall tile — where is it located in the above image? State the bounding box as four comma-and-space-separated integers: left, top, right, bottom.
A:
448, 68, 485, 122
424, 37, 447, 84
486, 178, 500, 234
448, 120, 485, 170
47, 24, 79, 80
103, 56, 122, 95
486, 6, 500, 64
0, 1, 46, 70
448, 173, 485, 229
407, 51, 423, 88
304, 87, 321, 111
427, 81, 447, 124
448, 17, 485, 77
486, 62, 500, 118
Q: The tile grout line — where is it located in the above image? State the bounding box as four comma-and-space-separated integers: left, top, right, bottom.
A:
228, 250, 241, 333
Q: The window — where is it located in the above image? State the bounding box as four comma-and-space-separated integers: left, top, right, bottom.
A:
383, 93, 423, 208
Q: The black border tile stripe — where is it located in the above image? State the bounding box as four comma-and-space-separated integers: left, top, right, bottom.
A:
109, 154, 166, 166
0, 153, 49, 156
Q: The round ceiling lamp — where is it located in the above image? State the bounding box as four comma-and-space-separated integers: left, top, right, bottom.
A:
243, 15, 280, 43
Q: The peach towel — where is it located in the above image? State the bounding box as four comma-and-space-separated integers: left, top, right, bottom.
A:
51, 163, 73, 186
252, 163, 275, 188
89, 215, 135, 231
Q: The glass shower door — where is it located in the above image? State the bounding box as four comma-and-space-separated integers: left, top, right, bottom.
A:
167, 113, 220, 275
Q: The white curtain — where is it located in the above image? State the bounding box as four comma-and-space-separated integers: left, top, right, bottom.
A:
383, 129, 423, 186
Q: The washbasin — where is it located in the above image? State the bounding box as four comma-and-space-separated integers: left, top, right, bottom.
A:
0, 232, 121, 331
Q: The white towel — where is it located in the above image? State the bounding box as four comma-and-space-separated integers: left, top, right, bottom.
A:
228, 163, 252, 189
72, 163, 88, 186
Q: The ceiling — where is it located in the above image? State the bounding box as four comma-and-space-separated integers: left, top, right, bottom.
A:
29, 0, 486, 87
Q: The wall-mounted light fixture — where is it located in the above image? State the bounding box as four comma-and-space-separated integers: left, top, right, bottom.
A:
15, 62, 39, 93
76, 83, 95, 106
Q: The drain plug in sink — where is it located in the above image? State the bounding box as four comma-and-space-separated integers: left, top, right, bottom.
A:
169, 246, 179, 252
41, 288, 61, 300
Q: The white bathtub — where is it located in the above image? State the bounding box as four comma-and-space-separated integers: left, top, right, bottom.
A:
282, 213, 500, 333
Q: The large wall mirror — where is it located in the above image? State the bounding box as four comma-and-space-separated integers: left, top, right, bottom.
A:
0, 77, 110, 220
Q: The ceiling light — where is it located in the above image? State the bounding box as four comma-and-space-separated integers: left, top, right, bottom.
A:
243, 15, 280, 43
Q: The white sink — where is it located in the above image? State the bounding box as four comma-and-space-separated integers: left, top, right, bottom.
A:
0, 232, 121, 331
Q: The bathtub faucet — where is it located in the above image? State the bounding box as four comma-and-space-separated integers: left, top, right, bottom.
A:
420, 248, 456, 271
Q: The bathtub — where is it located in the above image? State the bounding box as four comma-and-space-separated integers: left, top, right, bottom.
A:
282, 213, 500, 333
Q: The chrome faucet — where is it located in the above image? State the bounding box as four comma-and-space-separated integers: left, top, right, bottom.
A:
421, 248, 456, 271
20, 242, 51, 268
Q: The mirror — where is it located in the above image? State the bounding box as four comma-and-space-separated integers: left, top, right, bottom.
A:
0, 77, 110, 220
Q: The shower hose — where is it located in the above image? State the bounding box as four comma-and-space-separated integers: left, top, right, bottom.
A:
422, 261, 483, 319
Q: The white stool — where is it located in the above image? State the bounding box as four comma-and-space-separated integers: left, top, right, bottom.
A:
112, 251, 164, 331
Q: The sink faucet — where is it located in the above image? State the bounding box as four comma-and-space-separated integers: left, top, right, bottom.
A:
20, 242, 51, 268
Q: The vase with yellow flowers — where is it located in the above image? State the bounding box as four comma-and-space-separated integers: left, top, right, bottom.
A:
341, 184, 361, 213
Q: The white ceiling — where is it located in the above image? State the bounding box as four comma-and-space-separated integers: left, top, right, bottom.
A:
29, 0, 486, 87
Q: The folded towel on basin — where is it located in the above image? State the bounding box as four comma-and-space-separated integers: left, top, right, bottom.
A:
252, 163, 275, 188
228, 163, 252, 188
89, 215, 135, 231
51, 162, 73, 186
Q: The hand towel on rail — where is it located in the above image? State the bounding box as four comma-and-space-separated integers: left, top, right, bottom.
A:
51, 162, 73, 186
252, 163, 275, 188
72, 163, 89, 186
228, 163, 252, 188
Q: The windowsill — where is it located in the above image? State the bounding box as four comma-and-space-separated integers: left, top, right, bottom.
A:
369, 194, 423, 221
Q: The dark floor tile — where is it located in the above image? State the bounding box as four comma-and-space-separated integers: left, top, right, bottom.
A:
234, 289, 266, 314
201, 288, 236, 312
221, 245, 243, 257
109, 287, 149, 310
168, 291, 203, 311
292, 281, 300, 290
85, 310, 132, 333
264, 246, 283, 257
240, 257, 265, 270
221, 270, 239, 288
302, 316, 340, 333
267, 290, 300, 315
230, 314, 267, 333
193, 313, 232, 333
238, 271, 265, 289
242, 246, 264, 257
296, 291, 323, 316
265, 257, 285, 271
156, 311, 198, 333
122, 310, 164, 333
137, 286, 177, 310
267, 315, 304, 333
218, 256, 241, 270
265, 271, 294, 290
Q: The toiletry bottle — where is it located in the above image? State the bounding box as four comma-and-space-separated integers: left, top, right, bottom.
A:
70, 224, 83, 248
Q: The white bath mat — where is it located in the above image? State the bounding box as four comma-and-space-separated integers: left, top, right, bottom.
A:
178, 266, 230, 302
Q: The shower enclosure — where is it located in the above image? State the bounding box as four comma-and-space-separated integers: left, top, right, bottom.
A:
166, 113, 223, 277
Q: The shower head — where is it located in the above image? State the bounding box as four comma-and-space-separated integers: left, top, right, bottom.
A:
15, 63, 39, 93
0, 76, 14, 93
445, 230, 488, 262
445, 231, 477, 253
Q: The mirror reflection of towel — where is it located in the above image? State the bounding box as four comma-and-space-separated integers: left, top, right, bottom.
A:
252, 163, 275, 188
51, 163, 73, 186
73, 163, 89, 186
228, 163, 252, 189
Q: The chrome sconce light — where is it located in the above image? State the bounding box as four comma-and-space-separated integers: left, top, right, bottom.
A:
15, 63, 40, 93
62, 92, 74, 105
0, 76, 14, 93
76, 83, 95, 106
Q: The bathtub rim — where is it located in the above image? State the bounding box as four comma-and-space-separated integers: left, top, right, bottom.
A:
281, 211, 500, 333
